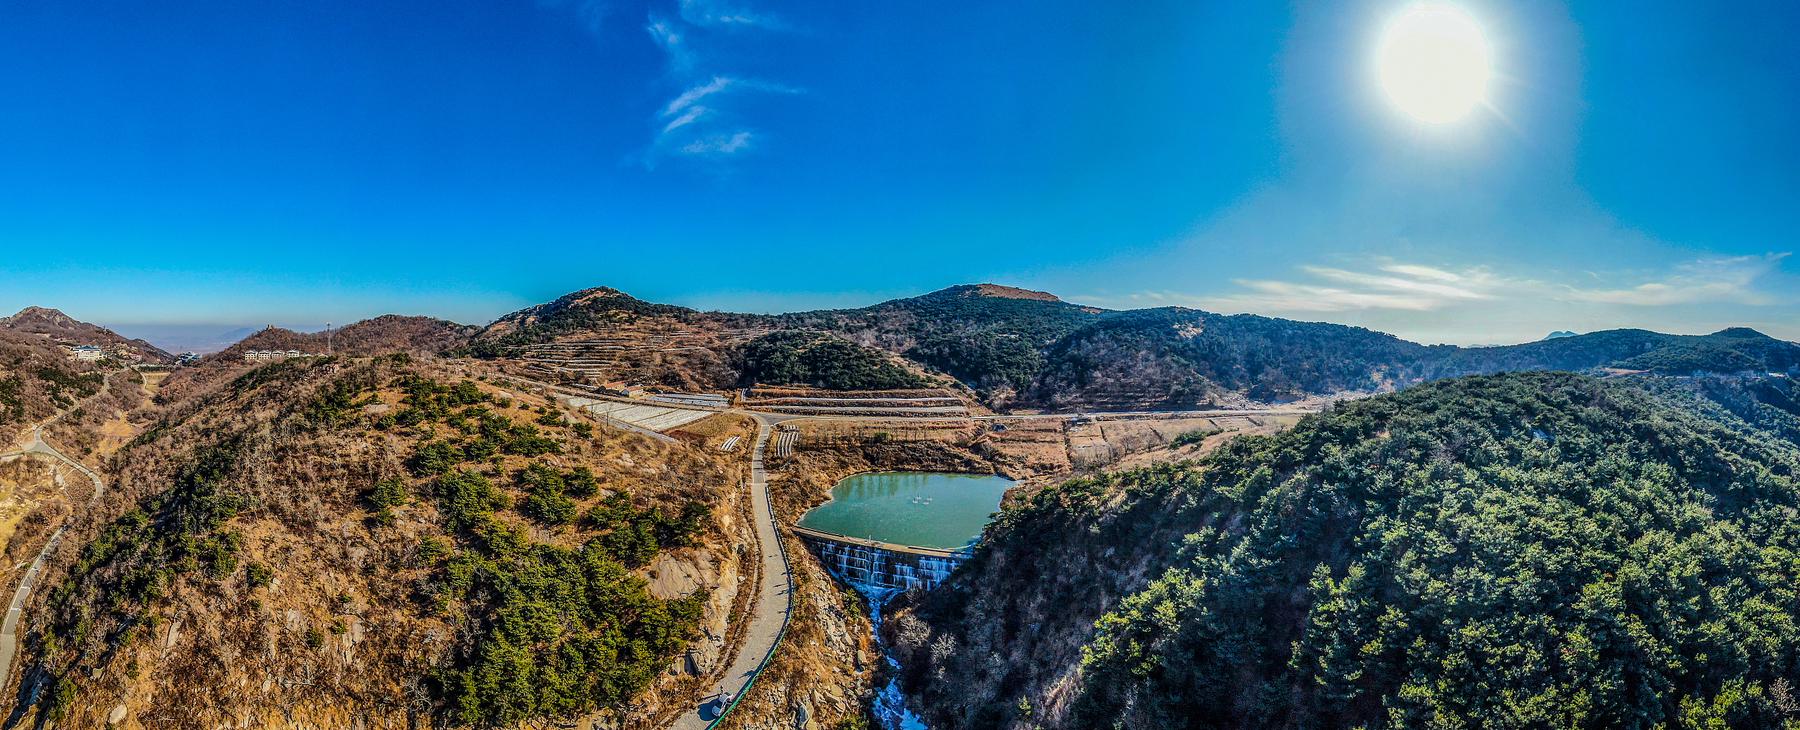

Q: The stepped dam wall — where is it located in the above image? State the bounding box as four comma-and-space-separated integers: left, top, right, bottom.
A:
792, 525, 970, 599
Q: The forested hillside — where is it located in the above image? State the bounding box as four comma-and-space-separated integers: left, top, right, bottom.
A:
892, 372, 1800, 729
734, 331, 929, 390
1430, 327, 1800, 378
780, 284, 1100, 397
473, 287, 748, 353
1028, 308, 1436, 407
17, 354, 735, 728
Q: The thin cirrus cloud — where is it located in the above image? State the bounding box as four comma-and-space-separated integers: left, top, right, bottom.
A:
1092, 254, 1791, 317
645, 17, 695, 73
677, 0, 788, 30
644, 1, 797, 167
682, 131, 753, 155
1560, 253, 1791, 306
1192, 263, 1516, 313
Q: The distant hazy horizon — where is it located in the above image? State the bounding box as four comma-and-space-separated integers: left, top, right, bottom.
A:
62, 279, 1799, 354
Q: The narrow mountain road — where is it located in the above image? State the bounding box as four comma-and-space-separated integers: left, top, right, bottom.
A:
0, 377, 112, 694
509, 373, 1322, 726
666, 417, 794, 730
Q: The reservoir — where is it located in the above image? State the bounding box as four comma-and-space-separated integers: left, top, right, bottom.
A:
798, 471, 1014, 550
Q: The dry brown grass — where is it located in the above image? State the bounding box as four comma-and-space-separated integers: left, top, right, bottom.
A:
15, 354, 764, 729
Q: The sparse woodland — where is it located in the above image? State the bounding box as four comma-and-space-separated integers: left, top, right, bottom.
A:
19, 354, 739, 728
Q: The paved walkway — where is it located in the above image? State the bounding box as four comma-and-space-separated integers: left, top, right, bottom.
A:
666, 418, 793, 729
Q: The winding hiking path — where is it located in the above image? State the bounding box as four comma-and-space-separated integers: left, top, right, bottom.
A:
0, 377, 112, 694
667, 416, 793, 729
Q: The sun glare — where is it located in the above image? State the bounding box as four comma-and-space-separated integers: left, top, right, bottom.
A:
1376, 3, 1493, 125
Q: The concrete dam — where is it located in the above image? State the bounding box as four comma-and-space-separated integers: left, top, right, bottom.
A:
792, 525, 969, 600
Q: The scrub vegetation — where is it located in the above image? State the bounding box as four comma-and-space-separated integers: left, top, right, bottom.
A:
28, 355, 725, 728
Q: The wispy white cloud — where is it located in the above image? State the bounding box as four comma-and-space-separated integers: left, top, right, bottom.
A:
677, 0, 788, 30
659, 76, 798, 118
643, 5, 800, 168
645, 16, 695, 73
1302, 265, 1500, 304
1088, 253, 1791, 319
1560, 253, 1790, 306
648, 76, 799, 160
660, 105, 710, 135
661, 75, 734, 117
680, 131, 754, 156
1181, 262, 1524, 313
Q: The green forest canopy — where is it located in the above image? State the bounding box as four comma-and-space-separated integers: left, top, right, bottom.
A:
902, 372, 1800, 729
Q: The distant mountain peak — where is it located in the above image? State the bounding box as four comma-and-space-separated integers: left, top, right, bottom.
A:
932, 284, 1062, 302
4, 306, 77, 325
562, 286, 635, 303
1710, 327, 1770, 339
1543, 330, 1579, 340
0, 306, 174, 362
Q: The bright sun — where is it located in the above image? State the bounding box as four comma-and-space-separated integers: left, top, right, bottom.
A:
1375, 3, 1493, 125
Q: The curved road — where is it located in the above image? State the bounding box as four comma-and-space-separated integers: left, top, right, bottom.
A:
517, 374, 1314, 728
667, 417, 793, 729
657, 405, 1314, 726
0, 379, 111, 694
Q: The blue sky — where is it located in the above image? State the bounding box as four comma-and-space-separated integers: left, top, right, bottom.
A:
0, 0, 1795, 345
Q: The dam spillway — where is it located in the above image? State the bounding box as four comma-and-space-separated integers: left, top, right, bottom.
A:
793, 526, 968, 599
796, 471, 1013, 730
794, 471, 1013, 599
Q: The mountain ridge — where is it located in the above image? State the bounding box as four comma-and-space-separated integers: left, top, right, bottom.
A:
18, 284, 1799, 410
0, 307, 174, 363
468, 283, 1800, 409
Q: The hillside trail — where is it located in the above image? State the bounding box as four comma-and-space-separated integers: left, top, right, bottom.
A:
0, 370, 116, 695
665, 416, 794, 730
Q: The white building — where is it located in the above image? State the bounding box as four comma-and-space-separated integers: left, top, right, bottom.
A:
70, 345, 104, 362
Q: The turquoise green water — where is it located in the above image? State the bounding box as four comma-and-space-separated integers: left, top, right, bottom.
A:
798, 471, 1015, 550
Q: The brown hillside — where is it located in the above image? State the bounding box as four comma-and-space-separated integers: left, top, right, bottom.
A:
0, 307, 174, 363
212, 315, 475, 361
157, 316, 477, 405
0, 329, 108, 442
12, 354, 758, 728
965, 283, 1062, 302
